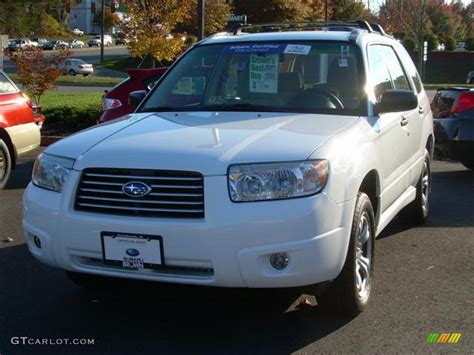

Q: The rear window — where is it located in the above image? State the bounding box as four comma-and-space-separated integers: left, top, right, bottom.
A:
0, 73, 17, 94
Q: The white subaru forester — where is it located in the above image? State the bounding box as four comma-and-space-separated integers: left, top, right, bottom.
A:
24, 21, 433, 316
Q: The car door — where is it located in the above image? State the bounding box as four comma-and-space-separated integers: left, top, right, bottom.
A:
367, 44, 411, 213
396, 45, 429, 186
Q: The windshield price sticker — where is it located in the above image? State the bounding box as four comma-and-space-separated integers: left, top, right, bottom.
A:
249, 54, 279, 94
284, 44, 311, 55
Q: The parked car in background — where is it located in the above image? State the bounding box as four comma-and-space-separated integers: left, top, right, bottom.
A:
0, 70, 43, 189
99, 67, 167, 123
69, 39, 85, 49
32, 38, 49, 48
61, 59, 94, 76
88, 35, 112, 47
115, 37, 129, 45
43, 40, 69, 50
432, 87, 474, 170
72, 28, 84, 37
7, 39, 37, 51
466, 71, 474, 84
24, 21, 434, 317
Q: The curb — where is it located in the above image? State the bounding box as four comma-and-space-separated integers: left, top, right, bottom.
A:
41, 136, 64, 146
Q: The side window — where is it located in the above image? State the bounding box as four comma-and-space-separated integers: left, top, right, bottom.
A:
397, 46, 423, 93
367, 45, 394, 102
143, 74, 164, 91
0, 73, 17, 94
379, 46, 411, 91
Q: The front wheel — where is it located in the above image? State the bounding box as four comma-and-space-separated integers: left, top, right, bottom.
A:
0, 139, 12, 190
317, 192, 375, 317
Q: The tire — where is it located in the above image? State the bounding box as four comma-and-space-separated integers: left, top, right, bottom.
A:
0, 139, 12, 190
317, 192, 375, 317
83, 74, 89, 77
460, 159, 474, 170
401, 149, 431, 225
69, 69, 76, 76
66, 271, 116, 290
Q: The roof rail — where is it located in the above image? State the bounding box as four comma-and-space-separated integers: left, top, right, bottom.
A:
233, 20, 373, 35
370, 23, 387, 36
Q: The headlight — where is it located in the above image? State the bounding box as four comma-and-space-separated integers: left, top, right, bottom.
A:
32, 153, 75, 192
228, 160, 329, 202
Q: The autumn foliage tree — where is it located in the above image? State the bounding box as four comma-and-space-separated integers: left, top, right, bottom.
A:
122, 0, 191, 66
5, 47, 71, 105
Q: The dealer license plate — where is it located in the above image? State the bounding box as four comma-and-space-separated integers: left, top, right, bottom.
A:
101, 232, 163, 270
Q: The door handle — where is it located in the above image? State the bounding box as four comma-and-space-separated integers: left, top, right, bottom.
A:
418, 106, 425, 115
400, 116, 409, 127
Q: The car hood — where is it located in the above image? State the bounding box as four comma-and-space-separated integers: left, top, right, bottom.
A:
47, 112, 357, 176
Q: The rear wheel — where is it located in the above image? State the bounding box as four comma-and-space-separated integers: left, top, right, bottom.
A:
460, 159, 474, 170
69, 69, 76, 76
0, 139, 12, 190
317, 192, 375, 317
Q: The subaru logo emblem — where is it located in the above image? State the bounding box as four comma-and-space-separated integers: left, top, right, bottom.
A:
126, 248, 140, 257
122, 181, 151, 197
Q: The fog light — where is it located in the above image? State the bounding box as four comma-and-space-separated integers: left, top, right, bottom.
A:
270, 252, 289, 270
33, 236, 42, 249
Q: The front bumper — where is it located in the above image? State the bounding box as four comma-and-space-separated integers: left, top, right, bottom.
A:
23, 172, 355, 288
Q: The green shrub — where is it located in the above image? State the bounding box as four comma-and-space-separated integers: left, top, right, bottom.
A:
424, 33, 439, 51
465, 37, 474, 51
403, 37, 417, 51
43, 106, 101, 135
445, 36, 456, 51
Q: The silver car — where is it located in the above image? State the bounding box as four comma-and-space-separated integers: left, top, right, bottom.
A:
63, 58, 94, 76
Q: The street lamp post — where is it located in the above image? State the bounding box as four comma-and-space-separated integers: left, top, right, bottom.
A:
100, 0, 105, 63
198, 0, 205, 40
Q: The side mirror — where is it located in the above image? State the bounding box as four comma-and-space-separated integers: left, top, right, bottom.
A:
128, 90, 147, 109
375, 90, 418, 115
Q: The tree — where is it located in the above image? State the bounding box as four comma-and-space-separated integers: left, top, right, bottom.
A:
176, 0, 232, 36
330, 0, 374, 22
5, 47, 71, 105
427, 2, 467, 42
121, 0, 191, 66
466, 36, 474, 51
94, 11, 121, 32
233, 0, 313, 24
403, 37, 417, 50
39, 12, 68, 38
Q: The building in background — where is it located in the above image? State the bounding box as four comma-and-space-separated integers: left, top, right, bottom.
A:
67, 0, 127, 34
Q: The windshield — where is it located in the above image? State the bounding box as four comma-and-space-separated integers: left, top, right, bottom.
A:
140, 41, 364, 115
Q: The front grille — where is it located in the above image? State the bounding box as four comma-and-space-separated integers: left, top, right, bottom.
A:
75, 168, 204, 218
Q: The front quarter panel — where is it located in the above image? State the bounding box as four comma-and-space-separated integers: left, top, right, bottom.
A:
311, 116, 381, 205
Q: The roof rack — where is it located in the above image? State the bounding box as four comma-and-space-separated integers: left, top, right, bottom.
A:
370, 23, 387, 36
233, 20, 374, 35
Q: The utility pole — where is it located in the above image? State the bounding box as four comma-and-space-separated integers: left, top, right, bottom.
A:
100, 0, 105, 63
418, 0, 426, 76
198, 0, 205, 40
325, 0, 328, 21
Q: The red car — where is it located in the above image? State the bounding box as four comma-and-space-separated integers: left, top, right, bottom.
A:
0, 70, 44, 189
99, 67, 167, 123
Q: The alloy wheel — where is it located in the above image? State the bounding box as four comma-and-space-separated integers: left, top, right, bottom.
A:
355, 212, 372, 302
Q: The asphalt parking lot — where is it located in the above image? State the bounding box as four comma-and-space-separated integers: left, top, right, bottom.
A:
0, 148, 473, 354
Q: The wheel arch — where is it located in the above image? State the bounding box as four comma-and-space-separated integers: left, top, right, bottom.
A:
357, 169, 380, 226
0, 128, 17, 169
426, 134, 434, 160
